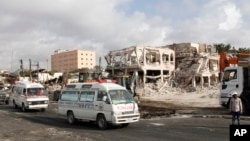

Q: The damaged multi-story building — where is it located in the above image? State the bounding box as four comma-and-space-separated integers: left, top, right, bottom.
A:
104, 43, 220, 91
164, 43, 219, 88
105, 46, 175, 87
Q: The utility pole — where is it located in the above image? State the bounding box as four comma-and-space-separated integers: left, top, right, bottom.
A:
20, 59, 23, 77
99, 56, 101, 74
37, 62, 39, 70
11, 51, 13, 71
46, 59, 49, 82
47, 59, 48, 71
29, 59, 32, 81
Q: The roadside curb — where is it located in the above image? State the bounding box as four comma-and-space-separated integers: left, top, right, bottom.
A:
192, 114, 250, 120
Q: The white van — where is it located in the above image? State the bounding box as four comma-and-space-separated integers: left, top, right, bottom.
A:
58, 81, 140, 129
9, 80, 49, 112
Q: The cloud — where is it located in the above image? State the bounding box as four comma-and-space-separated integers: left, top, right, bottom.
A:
218, 3, 242, 30
0, 0, 249, 71
0, 0, 173, 71
166, 0, 248, 47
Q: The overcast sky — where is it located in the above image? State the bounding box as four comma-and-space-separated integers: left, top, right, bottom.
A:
0, 0, 249, 71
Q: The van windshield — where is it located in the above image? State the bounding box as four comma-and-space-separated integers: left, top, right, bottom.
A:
26, 88, 45, 96
109, 90, 134, 104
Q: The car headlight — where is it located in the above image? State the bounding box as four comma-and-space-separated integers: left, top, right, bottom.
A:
44, 101, 48, 104
28, 101, 32, 105
5, 94, 9, 97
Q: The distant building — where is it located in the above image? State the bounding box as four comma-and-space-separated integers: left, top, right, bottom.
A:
51, 49, 96, 72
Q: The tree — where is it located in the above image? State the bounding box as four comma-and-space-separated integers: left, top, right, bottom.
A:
94, 65, 103, 73
214, 43, 232, 54
19, 69, 31, 77
238, 47, 250, 53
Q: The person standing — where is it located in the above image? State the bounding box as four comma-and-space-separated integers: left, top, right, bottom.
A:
229, 91, 243, 125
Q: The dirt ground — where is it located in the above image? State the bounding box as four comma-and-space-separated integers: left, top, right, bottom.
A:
137, 98, 229, 119
132, 84, 226, 118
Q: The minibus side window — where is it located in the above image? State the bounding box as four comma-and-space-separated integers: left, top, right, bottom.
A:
86, 92, 95, 102
80, 91, 95, 102
60, 91, 79, 101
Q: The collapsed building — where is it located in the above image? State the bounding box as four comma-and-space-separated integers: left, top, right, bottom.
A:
104, 43, 220, 94
164, 43, 219, 88
105, 46, 175, 87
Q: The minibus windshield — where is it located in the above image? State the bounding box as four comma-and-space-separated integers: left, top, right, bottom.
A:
109, 89, 134, 104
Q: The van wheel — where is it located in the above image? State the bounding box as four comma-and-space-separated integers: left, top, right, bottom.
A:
5, 100, 9, 105
21, 104, 26, 112
67, 111, 76, 124
13, 101, 18, 109
97, 115, 108, 130
41, 108, 46, 112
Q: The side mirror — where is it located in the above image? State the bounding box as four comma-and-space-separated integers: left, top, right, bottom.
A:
102, 96, 110, 104
102, 96, 107, 101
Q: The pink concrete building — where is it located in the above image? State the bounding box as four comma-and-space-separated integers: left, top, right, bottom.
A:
51, 49, 96, 72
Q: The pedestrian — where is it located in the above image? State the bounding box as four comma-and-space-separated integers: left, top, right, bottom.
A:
229, 91, 243, 125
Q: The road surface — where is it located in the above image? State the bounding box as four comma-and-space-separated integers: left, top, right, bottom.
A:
1, 103, 246, 141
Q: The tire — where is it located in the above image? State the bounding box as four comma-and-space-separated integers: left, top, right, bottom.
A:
67, 111, 76, 125
13, 101, 18, 109
41, 108, 46, 112
5, 100, 9, 105
97, 114, 108, 130
121, 123, 130, 128
226, 98, 231, 108
21, 104, 26, 112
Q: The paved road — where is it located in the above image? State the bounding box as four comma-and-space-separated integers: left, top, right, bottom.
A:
0, 103, 249, 141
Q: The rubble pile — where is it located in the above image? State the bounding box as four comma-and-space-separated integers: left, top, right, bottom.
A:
138, 79, 221, 108
172, 52, 219, 88
173, 57, 200, 87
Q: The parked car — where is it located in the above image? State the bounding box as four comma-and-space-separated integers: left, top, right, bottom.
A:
0, 85, 9, 105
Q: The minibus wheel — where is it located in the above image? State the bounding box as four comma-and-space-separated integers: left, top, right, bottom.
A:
121, 123, 130, 127
67, 111, 76, 124
97, 114, 108, 130
21, 103, 26, 112
13, 100, 18, 109
41, 108, 46, 112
